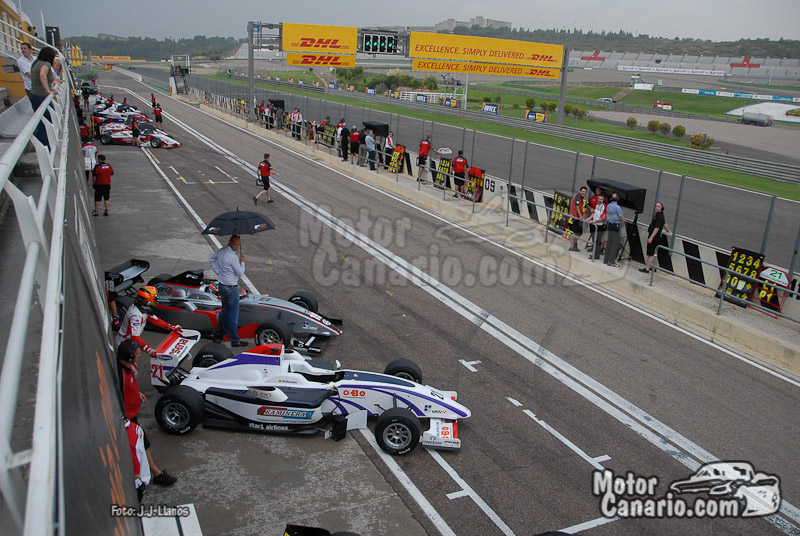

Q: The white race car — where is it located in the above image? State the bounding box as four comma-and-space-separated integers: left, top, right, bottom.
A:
150, 330, 471, 455
96, 103, 146, 121
99, 122, 181, 148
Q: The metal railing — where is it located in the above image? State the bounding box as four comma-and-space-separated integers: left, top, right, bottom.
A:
0, 57, 70, 534
650, 245, 800, 322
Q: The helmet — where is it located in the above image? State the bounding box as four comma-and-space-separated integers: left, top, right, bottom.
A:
136, 286, 158, 311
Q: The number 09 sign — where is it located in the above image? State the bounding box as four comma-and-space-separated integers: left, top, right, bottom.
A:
720, 247, 763, 305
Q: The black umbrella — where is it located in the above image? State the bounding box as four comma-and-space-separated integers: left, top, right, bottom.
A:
202, 209, 275, 257
201, 209, 275, 236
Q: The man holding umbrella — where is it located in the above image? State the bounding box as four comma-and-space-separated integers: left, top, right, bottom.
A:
209, 235, 248, 347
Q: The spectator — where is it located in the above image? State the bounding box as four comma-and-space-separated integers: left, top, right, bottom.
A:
115, 286, 181, 355
91, 75, 95, 85
587, 187, 603, 251
384, 130, 394, 170
349, 128, 360, 164
209, 236, 248, 347
339, 121, 350, 162
418, 135, 431, 180
603, 193, 626, 267
116, 339, 178, 490
253, 153, 276, 205
452, 150, 468, 198
82, 86, 90, 110
28, 46, 58, 147
336, 119, 344, 157
91, 154, 113, 216
365, 129, 376, 171
151, 93, 156, 108
568, 186, 590, 252
16, 42, 34, 98
589, 194, 607, 261
153, 103, 163, 126
640, 202, 670, 273
358, 128, 368, 166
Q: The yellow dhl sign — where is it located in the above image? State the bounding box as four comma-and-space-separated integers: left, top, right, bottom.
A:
101, 55, 132, 61
410, 32, 563, 70
282, 23, 357, 54
412, 59, 559, 80
286, 52, 356, 68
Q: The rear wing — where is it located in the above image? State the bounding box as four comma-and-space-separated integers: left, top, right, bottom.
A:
150, 329, 201, 388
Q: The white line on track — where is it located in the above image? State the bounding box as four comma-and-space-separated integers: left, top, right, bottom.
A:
522, 409, 609, 471
560, 515, 620, 534
125, 86, 800, 535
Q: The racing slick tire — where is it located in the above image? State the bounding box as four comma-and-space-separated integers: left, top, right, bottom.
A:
147, 273, 173, 285
375, 407, 421, 456
288, 291, 319, 313
192, 343, 233, 368
254, 320, 293, 348
100, 134, 111, 145
150, 138, 162, 148
155, 385, 205, 435
384, 358, 423, 384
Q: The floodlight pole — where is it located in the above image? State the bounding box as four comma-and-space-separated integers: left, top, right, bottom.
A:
556, 47, 568, 126
247, 21, 257, 122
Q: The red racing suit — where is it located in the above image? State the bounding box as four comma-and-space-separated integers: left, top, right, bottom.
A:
115, 303, 178, 356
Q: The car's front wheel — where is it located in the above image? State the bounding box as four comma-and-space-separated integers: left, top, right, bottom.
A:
100, 134, 111, 145
155, 385, 204, 435
288, 291, 319, 313
375, 407, 421, 456
254, 320, 293, 348
384, 358, 422, 384
150, 138, 162, 148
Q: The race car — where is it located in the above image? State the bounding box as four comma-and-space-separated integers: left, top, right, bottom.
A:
98, 114, 151, 133
99, 122, 182, 148
109, 261, 341, 355
96, 103, 146, 121
150, 329, 470, 455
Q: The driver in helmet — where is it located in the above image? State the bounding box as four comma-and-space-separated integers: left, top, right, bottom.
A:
115, 286, 180, 357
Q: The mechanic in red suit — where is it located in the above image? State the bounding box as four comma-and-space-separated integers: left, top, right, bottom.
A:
452, 150, 468, 198
418, 135, 431, 180
115, 286, 180, 358
117, 338, 177, 491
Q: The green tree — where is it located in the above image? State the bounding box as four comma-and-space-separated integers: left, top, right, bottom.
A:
689, 133, 715, 149
483, 96, 492, 103
525, 97, 536, 109
494, 95, 502, 104
540, 101, 550, 112
672, 125, 686, 139
659, 122, 672, 136
423, 75, 438, 90
647, 120, 661, 134
547, 101, 558, 112
626, 117, 638, 129
564, 103, 573, 115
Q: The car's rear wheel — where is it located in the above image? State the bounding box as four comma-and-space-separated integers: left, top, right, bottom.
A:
155, 385, 204, 435
375, 407, 421, 456
288, 291, 319, 313
192, 343, 233, 368
150, 138, 162, 148
384, 358, 422, 384
100, 134, 111, 145
254, 320, 293, 348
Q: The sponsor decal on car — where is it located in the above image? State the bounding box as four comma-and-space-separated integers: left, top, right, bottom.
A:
248, 423, 290, 431
257, 406, 315, 420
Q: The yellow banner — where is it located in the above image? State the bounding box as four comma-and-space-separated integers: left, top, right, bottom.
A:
286, 53, 356, 68
412, 59, 559, 80
282, 23, 358, 54
410, 32, 563, 69
101, 55, 132, 61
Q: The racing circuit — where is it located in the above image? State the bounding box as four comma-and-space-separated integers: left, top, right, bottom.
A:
61, 68, 800, 535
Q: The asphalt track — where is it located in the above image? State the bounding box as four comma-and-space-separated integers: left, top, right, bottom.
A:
132, 66, 800, 269
94, 70, 799, 536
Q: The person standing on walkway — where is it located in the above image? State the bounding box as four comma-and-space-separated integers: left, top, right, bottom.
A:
589, 194, 607, 260
640, 202, 670, 273
365, 129, 376, 171
384, 130, 394, 170
92, 154, 113, 216
603, 193, 626, 267
153, 103, 163, 126
568, 186, 590, 252
253, 153, 276, 205
418, 135, 431, 180
16, 42, 34, 98
452, 150, 468, 198
130, 117, 140, 147
209, 236, 248, 347
339, 122, 350, 162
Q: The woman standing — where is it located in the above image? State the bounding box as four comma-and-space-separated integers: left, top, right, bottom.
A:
29, 46, 59, 147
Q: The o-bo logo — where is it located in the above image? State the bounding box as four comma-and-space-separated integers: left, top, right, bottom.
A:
341, 389, 366, 398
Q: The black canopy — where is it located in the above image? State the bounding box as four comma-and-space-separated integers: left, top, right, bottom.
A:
268, 99, 285, 109
587, 178, 647, 214
362, 121, 389, 137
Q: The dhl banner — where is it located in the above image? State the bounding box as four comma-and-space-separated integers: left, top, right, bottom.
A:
282, 23, 358, 54
412, 59, 559, 80
101, 55, 132, 61
410, 32, 563, 70
286, 53, 356, 68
